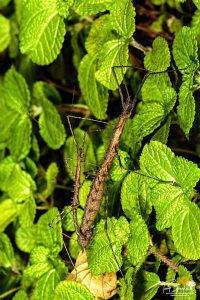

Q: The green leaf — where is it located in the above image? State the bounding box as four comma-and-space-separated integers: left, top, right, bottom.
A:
15, 225, 37, 252
85, 15, 114, 56
0, 14, 10, 52
37, 208, 63, 254
69, 232, 81, 259
4, 68, 31, 114
0, 0, 11, 8
57, 0, 74, 18
144, 36, 170, 72
121, 172, 153, 220
73, 0, 112, 15
87, 217, 130, 275
174, 266, 196, 299
32, 269, 61, 300
136, 271, 160, 300
40, 163, 59, 199
13, 290, 29, 300
152, 115, 171, 144
177, 77, 195, 136
141, 74, 177, 114
0, 233, 15, 268
0, 157, 36, 203
126, 212, 149, 266
172, 26, 199, 73
95, 38, 129, 90
20, 0, 67, 65
191, 9, 200, 37
54, 280, 94, 300
64, 128, 96, 180
18, 197, 36, 227
110, 149, 131, 182
193, 0, 200, 9
30, 246, 50, 264
126, 102, 165, 149
110, 0, 135, 38
140, 141, 200, 191
172, 202, 200, 259
8, 116, 32, 160
79, 180, 92, 208
39, 97, 66, 149
150, 184, 189, 230
78, 54, 108, 119
0, 199, 17, 233
62, 206, 84, 232
119, 267, 135, 300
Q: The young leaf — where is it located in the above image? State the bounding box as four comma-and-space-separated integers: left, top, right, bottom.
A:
172, 202, 200, 259
54, 281, 94, 300
0, 14, 10, 52
126, 211, 149, 266
78, 54, 108, 119
172, 26, 199, 73
20, 0, 67, 65
87, 217, 130, 275
39, 97, 66, 149
144, 36, 170, 72
110, 0, 135, 38
95, 38, 129, 90
177, 77, 195, 136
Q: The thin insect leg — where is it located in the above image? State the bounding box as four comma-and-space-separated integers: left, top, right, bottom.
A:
66, 114, 108, 124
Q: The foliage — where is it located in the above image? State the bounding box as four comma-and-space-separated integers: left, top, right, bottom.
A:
0, 0, 200, 299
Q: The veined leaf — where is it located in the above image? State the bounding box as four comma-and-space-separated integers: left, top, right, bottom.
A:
4, 68, 31, 114
191, 9, 200, 36
13, 290, 28, 300
172, 26, 199, 73
144, 36, 170, 72
172, 202, 200, 259
64, 128, 96, 180
32, 269, 61, 300
78, 54, 108, 119
37, 208, 63, 254
8, 116, 32, 160
126, 211, 149, 266
87, 217, 130, 275
0, 199, 17, 233
140, 141, 200, 191
54, 281, 94, 300
73, 0, 112, 15
39, 97, 66, 149
15, 225, 37, 253
20, 0, 67, 65
126, 102, 165, 149
150, 184, 189, 230
62, 206, 84, 232
0, 233, 15, 268
18, 197, 36, 228
0, 14, 10, 52
85, 15, 114, 56
121, 172, 153, 220
119, 267, 135, 300
95, 38, 129, 90
152, 115, 171, 144
177, 77, 195, 136
40, 163, 59, 199
110, 0, 135, 38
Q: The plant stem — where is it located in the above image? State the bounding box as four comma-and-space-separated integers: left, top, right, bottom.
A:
130, 38, 148, 53
150, 247, 179, 272
0, 287, 20, 299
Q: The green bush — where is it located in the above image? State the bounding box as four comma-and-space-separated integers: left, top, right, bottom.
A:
0, 0, 200, 299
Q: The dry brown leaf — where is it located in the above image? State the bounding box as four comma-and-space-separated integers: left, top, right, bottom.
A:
67, 251, 118, 299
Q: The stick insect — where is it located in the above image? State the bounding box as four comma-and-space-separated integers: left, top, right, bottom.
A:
77, 68, 149, 249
